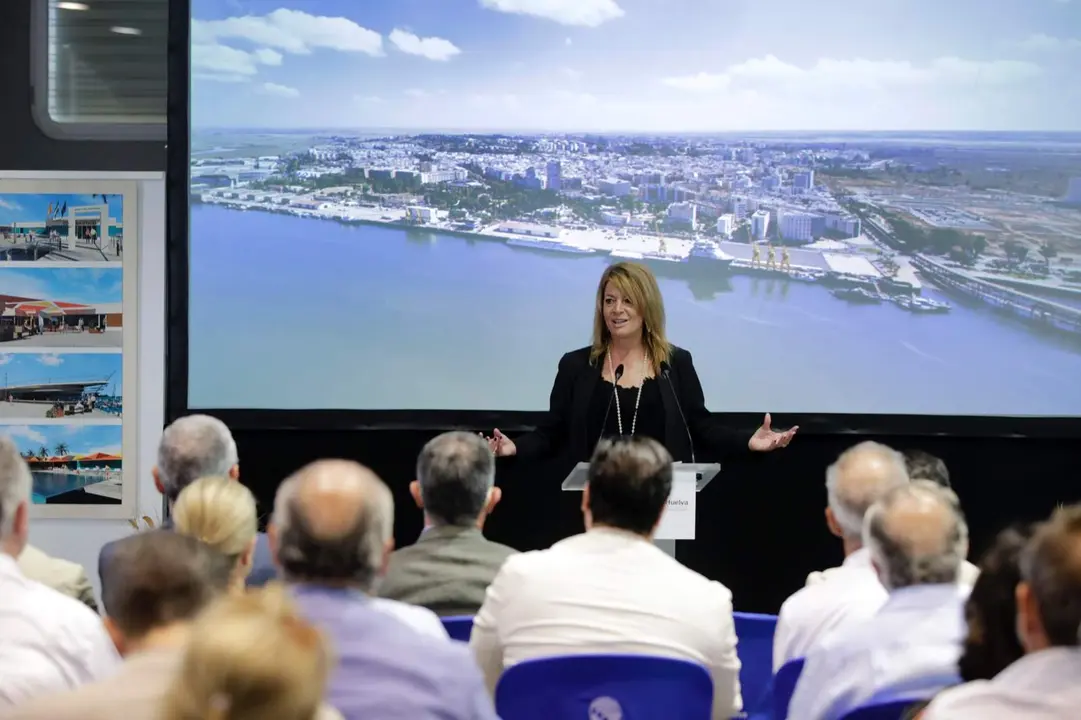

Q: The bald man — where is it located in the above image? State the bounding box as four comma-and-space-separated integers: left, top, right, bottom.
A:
774, 441, 909, 671
267, 460, 498, 720
788, 481, 972, 720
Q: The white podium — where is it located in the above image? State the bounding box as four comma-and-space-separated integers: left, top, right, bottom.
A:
561, 462, 720, 558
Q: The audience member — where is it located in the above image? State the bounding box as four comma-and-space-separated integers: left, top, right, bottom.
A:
4, 531, 234, 719
173, 475, 259, 591
97, 414, 274, 597
789, 481, 971, 720
773, 441, 908, 671
922, 504, 1081, 719
160, 585, 343, 720
903, 449, 951, 488
269, 459, 498, 720
379, 431, 517, 616
17, 543, 98, 611
470, 436, 742, 720
0, 437, 118, 707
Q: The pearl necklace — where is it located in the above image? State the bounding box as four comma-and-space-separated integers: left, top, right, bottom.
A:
608, 350, 646, 437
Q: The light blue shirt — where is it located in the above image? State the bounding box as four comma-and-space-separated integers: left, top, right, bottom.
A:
290, 584, 499, 720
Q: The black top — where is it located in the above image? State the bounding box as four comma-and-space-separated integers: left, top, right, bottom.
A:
588, 377, 667, 448
514, 345, 747, 463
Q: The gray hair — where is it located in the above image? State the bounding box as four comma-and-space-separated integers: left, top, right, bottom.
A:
825, 440, 910, 539
157, 415, 238, 501
1018, 503, 1081, 647
416, 431, 494, 526
0, 436, 32, 539
864, 480, 969, 591
272, 461, 394, 592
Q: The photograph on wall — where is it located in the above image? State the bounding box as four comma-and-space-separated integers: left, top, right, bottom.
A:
0, 176, 137, 520
0, 192, 124, 262
0, 352, 122, 420
0, 423, 122, 505
0, 267, 123, 348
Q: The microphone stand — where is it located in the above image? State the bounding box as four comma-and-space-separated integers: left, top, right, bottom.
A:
662, 363, 696, 464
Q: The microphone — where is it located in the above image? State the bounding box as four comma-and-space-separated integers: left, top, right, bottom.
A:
660, 361, 695, 464
597, 363, 624, 448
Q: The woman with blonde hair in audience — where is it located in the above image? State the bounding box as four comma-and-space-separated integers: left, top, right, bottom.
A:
160, 584, 342, 720
172, 475, 258, 591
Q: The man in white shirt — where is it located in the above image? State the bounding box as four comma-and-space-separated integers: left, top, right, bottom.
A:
470, 436, 742, 720
773, 441, 908, 672
0, 437, 119, 707
922, 503, 1081, 719
788, 481, 971, 720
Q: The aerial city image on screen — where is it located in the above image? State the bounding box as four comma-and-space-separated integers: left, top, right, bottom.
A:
188, 0, 1081, 415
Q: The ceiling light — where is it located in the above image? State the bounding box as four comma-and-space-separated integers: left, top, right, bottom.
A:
57, 2, 90, 9
110, 26, 142, 36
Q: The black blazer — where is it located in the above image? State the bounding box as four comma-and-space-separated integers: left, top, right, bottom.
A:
514, 345, 746, 463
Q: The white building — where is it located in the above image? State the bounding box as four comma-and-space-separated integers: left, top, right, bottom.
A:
407, 206, 434, 222
715, 213, 735, 236
598, 178, 632, 196
421, 167, 468, 184
667, 202, 697, 229
778, 210, 815, 242
793, 171, 815, 190
730, 197, 748, 220
495, 221, 561, 238
600, 210, 629, 226
751, 210, 770, 240
825, 213, 861, 238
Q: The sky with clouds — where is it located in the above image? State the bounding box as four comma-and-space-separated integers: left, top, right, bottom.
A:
190, 0, 1081, 132
0, 352, 122, 394
1, 423, 122, 457
0, 268, 122, 305
0, 194, 123, 227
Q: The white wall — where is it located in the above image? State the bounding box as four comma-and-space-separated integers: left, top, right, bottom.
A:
27, 173, 166, 603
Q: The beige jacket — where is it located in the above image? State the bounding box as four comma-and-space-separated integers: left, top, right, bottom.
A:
17, 545, 98, 612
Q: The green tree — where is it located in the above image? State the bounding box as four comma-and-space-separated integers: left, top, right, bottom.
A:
54, 443, 69, 456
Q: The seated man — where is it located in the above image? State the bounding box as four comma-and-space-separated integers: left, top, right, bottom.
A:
379, 431, 517, 616
774, 441, 908, 671
0, 438, 118, 707
4, 531, 235, 720
922, 504, 1081, 719
789, 481, 972, 720
470, 436, 742, 720
270, 459, 497, 720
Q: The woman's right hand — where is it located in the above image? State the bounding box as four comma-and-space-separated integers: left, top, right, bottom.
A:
483, 428, 517, 457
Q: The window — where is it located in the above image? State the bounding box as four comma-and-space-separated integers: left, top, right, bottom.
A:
33, 0, 167, 139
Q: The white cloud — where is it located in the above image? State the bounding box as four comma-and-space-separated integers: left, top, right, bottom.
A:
355, 95, 384, 104
0, 198, 21, 211
36, 354, 63, 367
192, 9, 383, 55
1016, 33, 1081, 51
560, 67, 583, 80
479, 0, 624, 27
1, 426, 47, 446
389, 29, 461, 61
192, 42, 281, 82
259, 82, 300, 98
252, 47, 283, 65
565, 37, 573, 46
404, 88, 428, 98
663, 55, 1042, 94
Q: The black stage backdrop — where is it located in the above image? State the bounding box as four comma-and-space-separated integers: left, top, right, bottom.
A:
232, 427, 1079, 613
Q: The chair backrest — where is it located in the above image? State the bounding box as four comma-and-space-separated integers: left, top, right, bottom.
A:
732, 612, 778, 714
440, 614, 474, 642
771, 658, 805, 720
495, 654, 713, 720
839, 699, 922, 720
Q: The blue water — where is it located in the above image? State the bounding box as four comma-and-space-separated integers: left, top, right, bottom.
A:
188, 204, 1081, 416
32, 471, 99, 501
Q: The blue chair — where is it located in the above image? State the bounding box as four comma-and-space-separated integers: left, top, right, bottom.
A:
733, 612, 778, 715
440, 614, 473, 642
771, 658, 805, 719
494, 654, 713, 720
840, 699, 921, 720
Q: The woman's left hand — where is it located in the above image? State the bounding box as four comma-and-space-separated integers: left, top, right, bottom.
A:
748, 413, 798, 451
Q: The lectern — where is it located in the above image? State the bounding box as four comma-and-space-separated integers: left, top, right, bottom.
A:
561, 462, 720, 558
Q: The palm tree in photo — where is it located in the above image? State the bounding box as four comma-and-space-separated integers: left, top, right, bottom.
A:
54, 442, 69, 457
37, 446, 49, 460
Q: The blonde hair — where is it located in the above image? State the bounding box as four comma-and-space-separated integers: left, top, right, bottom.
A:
160, 584, 333, 720
173, 476, 258, 572
590, 262, 671, 375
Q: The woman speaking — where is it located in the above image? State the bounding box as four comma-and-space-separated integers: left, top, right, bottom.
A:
485, 261, 797, 463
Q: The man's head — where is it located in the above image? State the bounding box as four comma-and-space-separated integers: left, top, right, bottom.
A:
269, 459, 394, 593
100, 530, 235, 656
0, 436, 33, 558
410, 431, 500, 528
903, 449, 951, 488
584, 436, 672, 536
864, 480, 969, 591
1016, 503, 1081, 653
825, 441, 910, 548
154, 415, 239, 503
